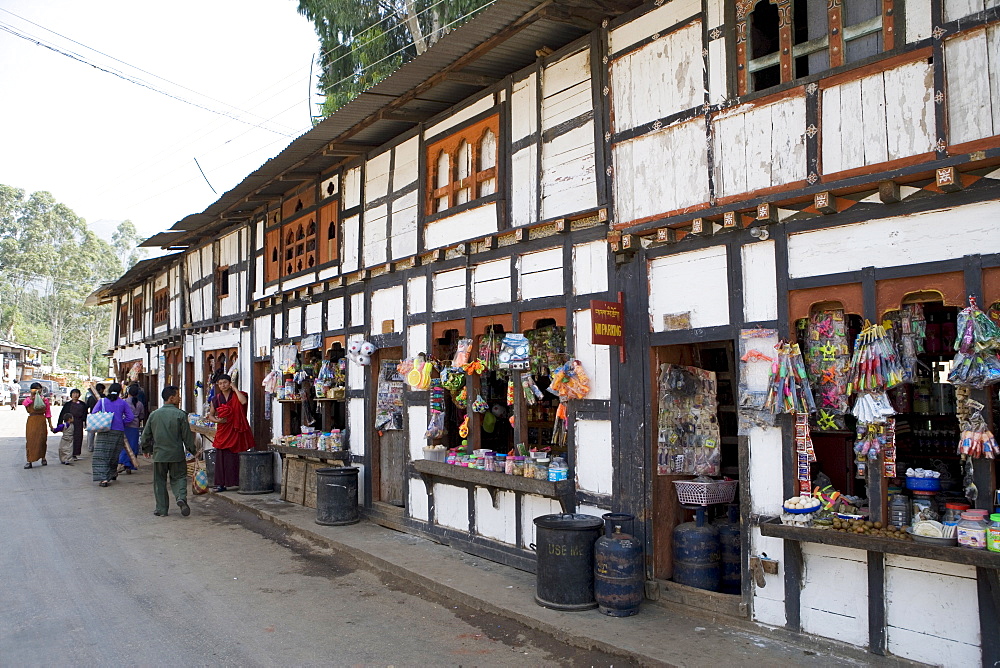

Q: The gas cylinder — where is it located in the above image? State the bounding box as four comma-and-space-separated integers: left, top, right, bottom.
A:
672, 507, 720, 592
712, 503, 741, 595
594, 513, 643, 617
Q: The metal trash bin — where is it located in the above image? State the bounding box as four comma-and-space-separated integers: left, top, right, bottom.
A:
315, 467, 360, 526
238, 451, 274, 494
532, 513, 603, 611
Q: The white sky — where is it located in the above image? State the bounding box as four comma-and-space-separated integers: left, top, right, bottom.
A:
0, 0, 321, 243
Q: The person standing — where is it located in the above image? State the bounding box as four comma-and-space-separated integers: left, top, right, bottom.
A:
206, 373, 253, 492
140, 386, 196, 517
22, 382, 53, 468
59, 389, 89, 460
118, 384, 146, 474
85, 383, 106, 453
90, 383, 135, 487
54, 414, 76, 465
9, 378, 19, 411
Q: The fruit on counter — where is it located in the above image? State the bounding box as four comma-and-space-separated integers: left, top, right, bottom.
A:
831, 517, 912, 539
784, 496, 821, 511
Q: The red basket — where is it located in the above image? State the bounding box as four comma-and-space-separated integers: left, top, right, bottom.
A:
673, 479, 738, 506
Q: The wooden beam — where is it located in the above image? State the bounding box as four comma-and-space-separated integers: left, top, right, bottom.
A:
246, 194, 281, 203
322, 143, 379, 157
377, 109, 436, 123
443, 71, 501, 87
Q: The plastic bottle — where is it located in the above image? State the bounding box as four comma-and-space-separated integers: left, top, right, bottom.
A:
548, 456, 567, 482
987, 514, 1000, 553
889, 494, 910, 528
957, 512, 988, 549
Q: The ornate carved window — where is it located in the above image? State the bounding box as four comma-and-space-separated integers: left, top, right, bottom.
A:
737, 0, 894, 95
425, 114, 500, 216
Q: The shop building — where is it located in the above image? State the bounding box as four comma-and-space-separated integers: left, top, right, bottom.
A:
101, 0, 1000, 664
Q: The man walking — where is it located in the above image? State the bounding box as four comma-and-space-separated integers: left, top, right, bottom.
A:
139, 386, 196, 517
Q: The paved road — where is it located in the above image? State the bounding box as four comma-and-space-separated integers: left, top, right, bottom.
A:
0, 408, 632, 666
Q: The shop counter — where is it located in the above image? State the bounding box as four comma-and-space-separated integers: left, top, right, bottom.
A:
758, 517, 1000, 569
412, 459, 574, 513
272, 444, 350, 462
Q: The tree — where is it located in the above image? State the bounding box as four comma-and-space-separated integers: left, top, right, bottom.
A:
297, 0, 493, 117
112, 219, 147, 271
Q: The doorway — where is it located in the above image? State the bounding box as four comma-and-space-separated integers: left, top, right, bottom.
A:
372, 347, 405, 507
253, 360, 272, 450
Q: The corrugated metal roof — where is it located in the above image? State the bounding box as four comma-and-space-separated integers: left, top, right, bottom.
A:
90, 253, 182, 300
148, 0, 637, 250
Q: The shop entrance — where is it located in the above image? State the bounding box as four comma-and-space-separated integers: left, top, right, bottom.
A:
651, 340, 743, 611
373, 346, 405, 507
253, 360, 272, 449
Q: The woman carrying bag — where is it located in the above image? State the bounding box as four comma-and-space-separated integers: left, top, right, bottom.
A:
90, 383, 134, 487
23, 382, 53, 469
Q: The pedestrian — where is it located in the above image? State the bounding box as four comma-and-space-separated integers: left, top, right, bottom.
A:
58, 389, 88, 460
140, 385, 196, 517
85, 382, 106, 453
9, 378, 19, 410
206, 373, 253, 492
90, 383, 135, 488
118, 384, 146, 475
53, 413, 76, 465
22, 382, 53, 469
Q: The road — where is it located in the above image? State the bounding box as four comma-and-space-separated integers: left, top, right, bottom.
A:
0, 408, 632, 667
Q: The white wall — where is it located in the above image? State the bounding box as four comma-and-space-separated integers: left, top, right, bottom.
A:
648, 246, 729, 331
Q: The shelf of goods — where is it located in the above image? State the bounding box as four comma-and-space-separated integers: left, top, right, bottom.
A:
277, 446, 351, 509
759, 518, 1000, 569
412, 459, 574, 513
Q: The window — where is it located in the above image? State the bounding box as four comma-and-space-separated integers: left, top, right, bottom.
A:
131, 297, 142, 332
118, 303, 129, 337
425, 114, 500, 216
739, 0, 891, 95
153, 288, 169, 325
216, 266, 230, 298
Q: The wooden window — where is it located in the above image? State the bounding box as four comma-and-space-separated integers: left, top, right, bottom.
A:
265, 228, 280, 284
153, 288, 169, 325
216, 266, 230, 298
425, 114, 500, 216
738, 0, 891, 95
131, 297, 142, 332
319, 202, 338, 265
118, 303, 129, 337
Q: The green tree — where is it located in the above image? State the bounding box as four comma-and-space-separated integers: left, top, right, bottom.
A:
112, 219, 147, 271
297, 0, 493, 117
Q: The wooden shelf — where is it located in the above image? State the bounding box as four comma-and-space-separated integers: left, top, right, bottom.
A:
190, 424, 217, 438
273, 444, 350, 462
412, 459, 574, 512
315, 397, 346, 402
758, 518, 1000, 569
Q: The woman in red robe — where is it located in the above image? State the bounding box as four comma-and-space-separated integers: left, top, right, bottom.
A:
207, 373, 253, 491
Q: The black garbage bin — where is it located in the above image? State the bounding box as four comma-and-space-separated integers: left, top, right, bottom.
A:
315, 467, 360, 526
204, 448, 216, 483
532, 513, 603, 611
238, 451, 274, 494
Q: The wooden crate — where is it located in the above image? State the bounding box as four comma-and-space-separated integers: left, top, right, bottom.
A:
282, 456, 307, 505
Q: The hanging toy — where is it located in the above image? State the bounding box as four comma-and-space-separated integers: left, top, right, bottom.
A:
453, 338, 474, 367
498, 334, 530, 370
845, 321, 904, 395
459, 414, 470, 438
949, 296, 1000, 388
507, 379, 515, 406
429, 379, 445, 413
424, 411, 445, 439
454, 386, 468, 409
958, 399, 997, 459
440, 367, 465, 392
763, 342, 816, 414
462, 359, 485, 376
472, 394, 489, 413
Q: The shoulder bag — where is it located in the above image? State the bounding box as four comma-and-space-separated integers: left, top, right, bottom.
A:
87, 398, 114, 433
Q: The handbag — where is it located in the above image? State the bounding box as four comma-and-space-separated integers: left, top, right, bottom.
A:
32, 391, 45, 412
87, 398, 114, 433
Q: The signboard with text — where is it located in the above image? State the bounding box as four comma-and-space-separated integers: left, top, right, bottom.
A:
591, 299, 625, 347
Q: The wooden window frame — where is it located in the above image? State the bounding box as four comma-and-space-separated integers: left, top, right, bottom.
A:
215, 266, 231, 299
118, 303, 129, 338
736, 0, 895, 96
280, 216, 318, 277
131, 296, 142, 332
153, 288, 169, 325
425, 115, 500, 216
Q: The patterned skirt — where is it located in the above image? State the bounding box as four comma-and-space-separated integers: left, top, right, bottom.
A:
92, 430, 124, 482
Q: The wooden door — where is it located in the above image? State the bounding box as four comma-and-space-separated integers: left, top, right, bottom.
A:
185, 361, 195, 412
373, 347, 405, 507
252, 361, 272, 450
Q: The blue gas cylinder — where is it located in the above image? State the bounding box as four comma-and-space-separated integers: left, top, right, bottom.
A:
594, 513, 643, 617
713, 503, 741, 595
673, 507, 721, 592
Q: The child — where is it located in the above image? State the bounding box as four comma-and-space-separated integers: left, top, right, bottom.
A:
54, 415, 75, 465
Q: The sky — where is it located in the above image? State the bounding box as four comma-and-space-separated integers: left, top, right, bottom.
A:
0, 0, 321, 244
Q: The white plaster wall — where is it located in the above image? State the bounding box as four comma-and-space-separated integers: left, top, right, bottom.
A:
254, 316, 271, 357
392, 137, 419, 191
473, 259, 511, 306
327, 297, 345, 331
787, 200, 1000, 278
433, 483, 469, 531
511, 74, 537, 141
510, 147, 538, 227
519, 247, 563, 301
408, 275, 427, 314
573, 240, 608, 296
433, 268, 467, 312
365, 151, 391, 204
424, 203, 498, 250
800, 544, 868, 646
475, 488, 517, 544
342, 214, 360, 273
407, 324, 427, 358
348, 396, 365, 455
742, 240, 778, 322
750, 527, 787, 628
648, 246, 729, 331
885, 555, 981, 666
521, 495, 562, 547
350, 292, 365, 328
343, 167, 362, 210
573, 309, 612, 400
304, 303, 322, 334
426, 95, 495, 138
408, 404, 428, 462
408, 476, 429, 521
363, 205, 388, 268
574, 418, 612, 495
906, 0, 932, 42
371, 285, 404, 333
748, 426, 784, 515
390, 191, 419, 259
608, 0, 700, 52
287, 307, 302, 339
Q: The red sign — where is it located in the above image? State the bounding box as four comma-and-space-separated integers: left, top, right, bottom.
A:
591, 299, 625, 347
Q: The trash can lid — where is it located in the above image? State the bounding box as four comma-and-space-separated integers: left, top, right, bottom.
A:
533, 513, 604, 530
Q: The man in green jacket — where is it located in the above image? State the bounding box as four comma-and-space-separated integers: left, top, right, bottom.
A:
140, 385, 196, 517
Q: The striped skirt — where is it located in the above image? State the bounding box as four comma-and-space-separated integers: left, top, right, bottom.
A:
92, 430, 124, 482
